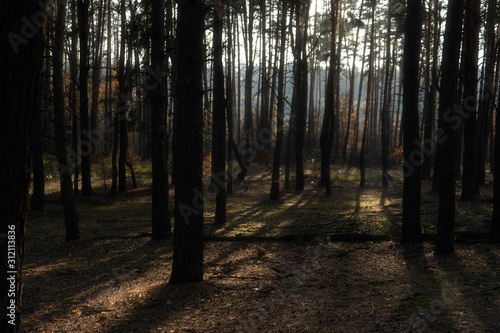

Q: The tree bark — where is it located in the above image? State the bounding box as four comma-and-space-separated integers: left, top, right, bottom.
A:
381, 1, 392, 186
401, 0, 423, 244
170, 0, 205, 284
118, 0, 128, 192
319, 0, 339, 195
53, 0, 81, 243
476, 0, 496, 188
212, 0, 227, 225
78, 0, 92, 196
270, 0, 288, 200
32, 59, 47, 212
460, 0, 480, 202
293, 0, 311, 191
243, 2, 255, 163
435, 0, 465, 255
492, 57, 500, 242
359, 2, 375, 188
226, 7, 235, 195
90, 0, 104, 153
0, 1, 46, 330
150, 0, 171, 239
343, 0, 364, 163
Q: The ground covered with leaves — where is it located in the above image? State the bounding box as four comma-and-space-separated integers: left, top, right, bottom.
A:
21, 169, 500, 332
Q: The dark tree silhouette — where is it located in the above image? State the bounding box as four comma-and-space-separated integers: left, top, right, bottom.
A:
435, 0, 465, 255
212, 0, 227, 225
270, 0, 288, 200
150, 0, 171, 239
118, 0, 128, 193
0, 1, 46, 330
170, 0, 205, 284
460, 0, 480, 202
78, 0, 92, 196
292, 0, 311, 191
320, 0, 339, 196
401, 0, 423, 244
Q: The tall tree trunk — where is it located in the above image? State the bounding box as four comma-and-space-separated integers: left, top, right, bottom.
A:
170, 0, 205, 284
285, 6, 296, 191
353, 24, 368, 158
320, 0, 339, 195
71, 0, 80, 195
226, 6, 235, 195
460, 0, 480, 201
307, 1, 319, 151
423, 0, 440, 179
90, 0, 104, 150
32, 53, 47, 212
270, 0, 288, 201
435, 0, 465, 255
381, 1, 392, 186
104, 0, 113, 156
0, 1, 46, 330
343, 0, 364, 163
78, 0, 92, 196
476, 0, 496, 187
237, 18, 242, 142
54, 0, 80, 242
491, 58, 500, 242
333, 3, 342, 163
150, 0, 171, 239
360, 2, 375, 188
212, 0, 227, 225
243, 2, 255, 163
401, 0, 423, 244
258, 0, 271, 153
118, 0, 128, 192
294, 0, 311, 191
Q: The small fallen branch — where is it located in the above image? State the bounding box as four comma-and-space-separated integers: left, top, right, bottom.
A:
470, 285, 500, 293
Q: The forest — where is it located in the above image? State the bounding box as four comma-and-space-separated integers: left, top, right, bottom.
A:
2, 0, 500, 331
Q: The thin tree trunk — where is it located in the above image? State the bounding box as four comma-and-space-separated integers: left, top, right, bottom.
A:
423, 0, 440, 179
258, 0, 271, 153
270, 0, 288, 200
381, 1, 392, 186
353, 26, 368, 158
150, 0, 171, 239
243, 2, 255, 163
476, 0, 496, 187
90, 0, 104, 151
360, 2, 375, 188
460, 0, 480, 201
104, 0, 113, 156
118, 0, 128, 192
54, 0, 80, 241
343, 0, 364, 163
78, 0, 92, 196
212, 0, 227, 225
491, 54, 500, 242
227, 6, 234, 195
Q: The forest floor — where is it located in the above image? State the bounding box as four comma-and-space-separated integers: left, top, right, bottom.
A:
21, 166, 500, 332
